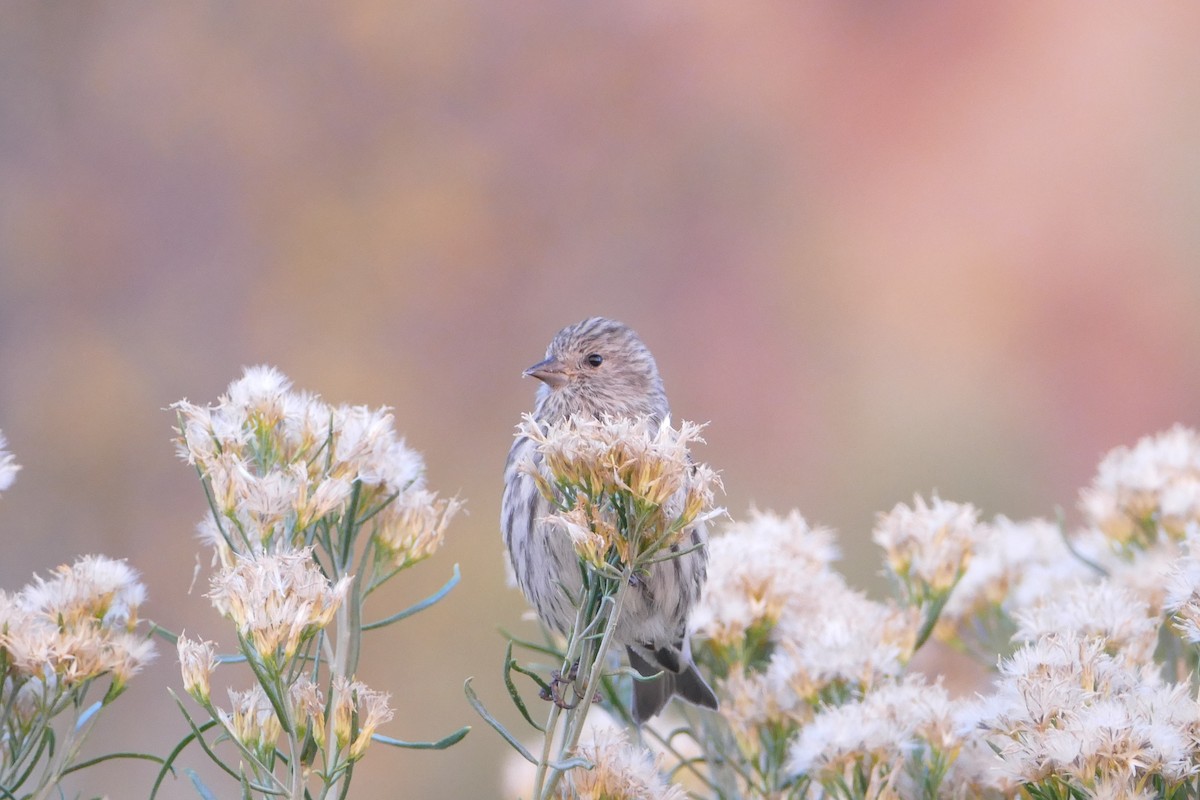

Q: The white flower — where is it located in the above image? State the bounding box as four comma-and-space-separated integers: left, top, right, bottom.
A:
1, 557, 155, 689
519, 414, 719, 519
1013, 580, 1158, 666
943, 516, 1093, 622
330, 675, 394, 760
1163, 542, 1200, 644
1085, 775, 1157, 800
716, 570, 918, 736
224, 365, 292, 420
1103, 538, 1182, 616
331, 404, 423, 493
873, 494, 978, 600
279, 389, 333, 455
964, 632, 1198, 790
788, 676, 959, 789
177, 634, 218, 703
0, 429, 21, 492
1081, 425, 1200, 545
19, 554, 147, 630
174, 368, 441, 557
219, 684, 281, 753
691, 508, 839, 647
374, 488, 463, 571
208, 548, 351, 664
560, 725, 687, 800
521, 414, 721, 565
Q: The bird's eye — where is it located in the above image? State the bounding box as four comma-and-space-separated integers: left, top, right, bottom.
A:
585, 353, 603, 368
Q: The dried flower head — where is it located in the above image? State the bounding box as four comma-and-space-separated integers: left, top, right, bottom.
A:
1013, 581, 1159, 666
543, 493, 620, 568
963, 632, 1200, 791
177, 635, 219, 704
518, 413, 721, 564
330, 676, 394, 761
559, 726, 687, 800
874, 494, 978, 604
20, 554, 147, 630
715, 570, 918, 741
1163, 543, 1200, 644
788, 675, 960, 791
220, 684, 282, 757
207, 547, 350, 666
0, 555, 155, 691
1081, 425, 1200, 549
691, 509, 839, 652
289, 675, 326, 746
941, 516, 1094, 627
373, 488, 463, 572
173, 366, 437, 556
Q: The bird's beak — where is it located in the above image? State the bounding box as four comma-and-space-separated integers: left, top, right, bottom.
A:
524, 356, 569, 389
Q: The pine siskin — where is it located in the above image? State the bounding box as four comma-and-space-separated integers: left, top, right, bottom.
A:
501, 317, 718, 722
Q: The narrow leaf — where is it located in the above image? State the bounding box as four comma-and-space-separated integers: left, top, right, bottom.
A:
186, 769, 219, 800
149, 623, 181, 645
164, 690, 242, 786
499, 629, 564, 660
76, 700, 103, 730
464, 678, 538, 763
503, 641, 545, 732
62, 750, 165, 775
363, 563, 460, 630
370, 726, 471, 751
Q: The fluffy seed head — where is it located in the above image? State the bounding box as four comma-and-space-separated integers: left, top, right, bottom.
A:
177, 634, 219, 703
560, 726, 688, 800
1081, 425, 1200, 548
873, 494, 979, 603
207, 547, 350, 665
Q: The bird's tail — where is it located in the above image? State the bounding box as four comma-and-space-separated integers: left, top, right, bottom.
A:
627, 645, 718, 724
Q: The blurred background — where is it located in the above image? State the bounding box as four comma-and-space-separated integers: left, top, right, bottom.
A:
2, 3, 1199, 797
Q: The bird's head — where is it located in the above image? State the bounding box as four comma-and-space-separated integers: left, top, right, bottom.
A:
525, 317, 668, 422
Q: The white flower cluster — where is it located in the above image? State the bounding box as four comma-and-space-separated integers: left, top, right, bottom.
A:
695, 510, 918, 739
0, 555, 154, 701
690, 508, 839, 649
518, 413, 722, 568
1081, 424, 1200, 547
873, 493, 979, 603
941, 516, 1093, 625
171, 366, 458, 782
788, 676, 957, 793
642, 427, 1200, 800
959, 633, 1199, 794
174, 365, 460, 567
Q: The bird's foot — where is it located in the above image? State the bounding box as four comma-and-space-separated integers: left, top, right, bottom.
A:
538, 659, 600, 709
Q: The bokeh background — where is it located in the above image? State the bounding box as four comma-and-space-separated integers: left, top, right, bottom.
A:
2, 3, 1199, 797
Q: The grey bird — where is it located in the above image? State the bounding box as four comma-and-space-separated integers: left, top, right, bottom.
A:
501, 316, 719, 722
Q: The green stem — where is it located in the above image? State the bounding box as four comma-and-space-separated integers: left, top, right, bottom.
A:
540, 574, 631, 800
531, 583, 596, 798
31, 694, 96, 800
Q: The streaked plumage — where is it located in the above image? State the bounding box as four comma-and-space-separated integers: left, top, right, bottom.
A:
502, 317, 718, 722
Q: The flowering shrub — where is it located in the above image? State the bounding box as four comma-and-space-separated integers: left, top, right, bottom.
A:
7, 381, 1200, 800
496, 424, 1200, 800
0, 434, 156, 799
164, 366, 467, 798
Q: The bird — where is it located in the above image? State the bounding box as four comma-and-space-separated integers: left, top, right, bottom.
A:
501, 316, 718, 723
